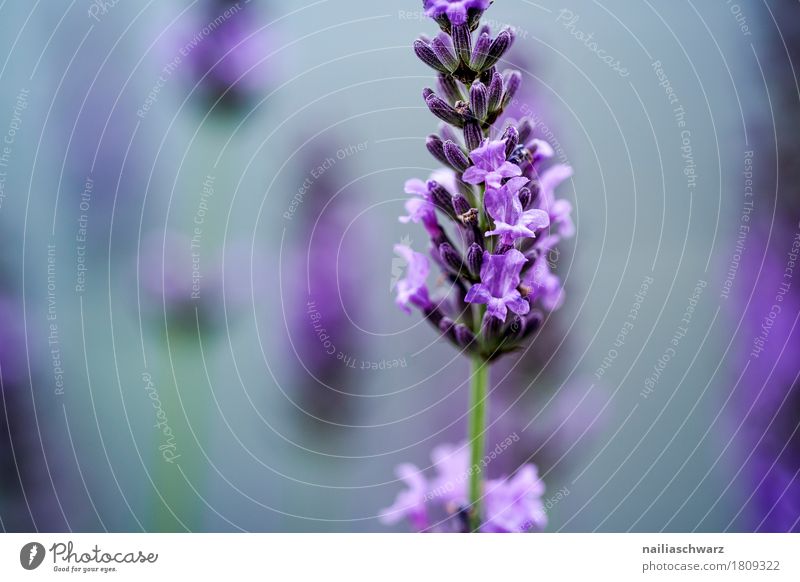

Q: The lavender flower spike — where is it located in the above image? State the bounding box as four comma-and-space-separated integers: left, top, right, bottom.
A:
465, 249, 530, 321
462, 138, 523, 188
384, 0, 576, 533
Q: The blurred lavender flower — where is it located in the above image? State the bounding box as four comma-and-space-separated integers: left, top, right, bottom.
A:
733, 0, 800, 533
179, 0, 277, 112
286, 143, 367, 423
734, 227, 800, 532
380, 442, 546, 532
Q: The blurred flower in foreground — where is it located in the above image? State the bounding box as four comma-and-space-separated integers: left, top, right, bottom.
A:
286, 143, 365, 423
179, 0, 277, 112
380, 442, 546, 532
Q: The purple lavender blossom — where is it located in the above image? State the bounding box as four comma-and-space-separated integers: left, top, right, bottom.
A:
386, 0, 576, 533
465, 249, 530, 322
393, 245, 433, 314
537, 164, 575, 238
179, 0, 277, 111
380, 442, 546, 532
484, 177, 550, 245
524, 250, 564, 311
463, 139, 523, 188
399, 179, 443, 240
423, 0, 491, 26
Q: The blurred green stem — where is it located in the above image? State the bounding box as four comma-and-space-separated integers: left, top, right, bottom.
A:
468, 355, 488, 532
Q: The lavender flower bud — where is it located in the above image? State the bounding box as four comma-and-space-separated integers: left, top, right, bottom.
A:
431, 34, 459, 73
480, 65, 497, 85
466, 9, 484, 31
452, 194, 471, 215
470, 32, 491, 71
482, 314, 504, 343
467, 243, 483, 277
452, 24, 472, 66
518, 186, 532, 210
519, 310, 544, 341
503, 125, 519, 156
426, 94, 465, 128
443, 140, 470, 171
487, 71, 503, 112
483, 28, 514, 71
428, 180, 453, 213
414, 39, 450, 74
438, 316, 456, 339
463, 120, 482, 151
478, 24, 491, 37
438, 73, 464, 104
528, 181, 541, 204
439, 242, 465, 275
454, 323, 476, 348
501, 70, 522, 109
507, 315, 526, 341
469, 82, 488, 121
439, 122, 461, 145
517, 118, 534, 143
426, 134, 449, 166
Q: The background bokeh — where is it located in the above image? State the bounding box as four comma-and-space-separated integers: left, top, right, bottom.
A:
0, 0, 798, 532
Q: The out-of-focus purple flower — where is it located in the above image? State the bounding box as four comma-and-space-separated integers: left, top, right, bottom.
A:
180, 0, 277, 111
483, 465, 547, 532
465, 249, 529, 321
463, 139, 522, 188
484, 177, 550, 246
380, 442, 546, 532
423, 0, 491, 26
379, 463, 430, 530
0, 297, 26, 387
400, 179, 442, 240
524, 252, 564, 312
537, 164, 575, 238
394, 245, 433, 314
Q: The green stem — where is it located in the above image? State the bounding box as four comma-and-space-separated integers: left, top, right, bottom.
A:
468, 355, 489, 532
